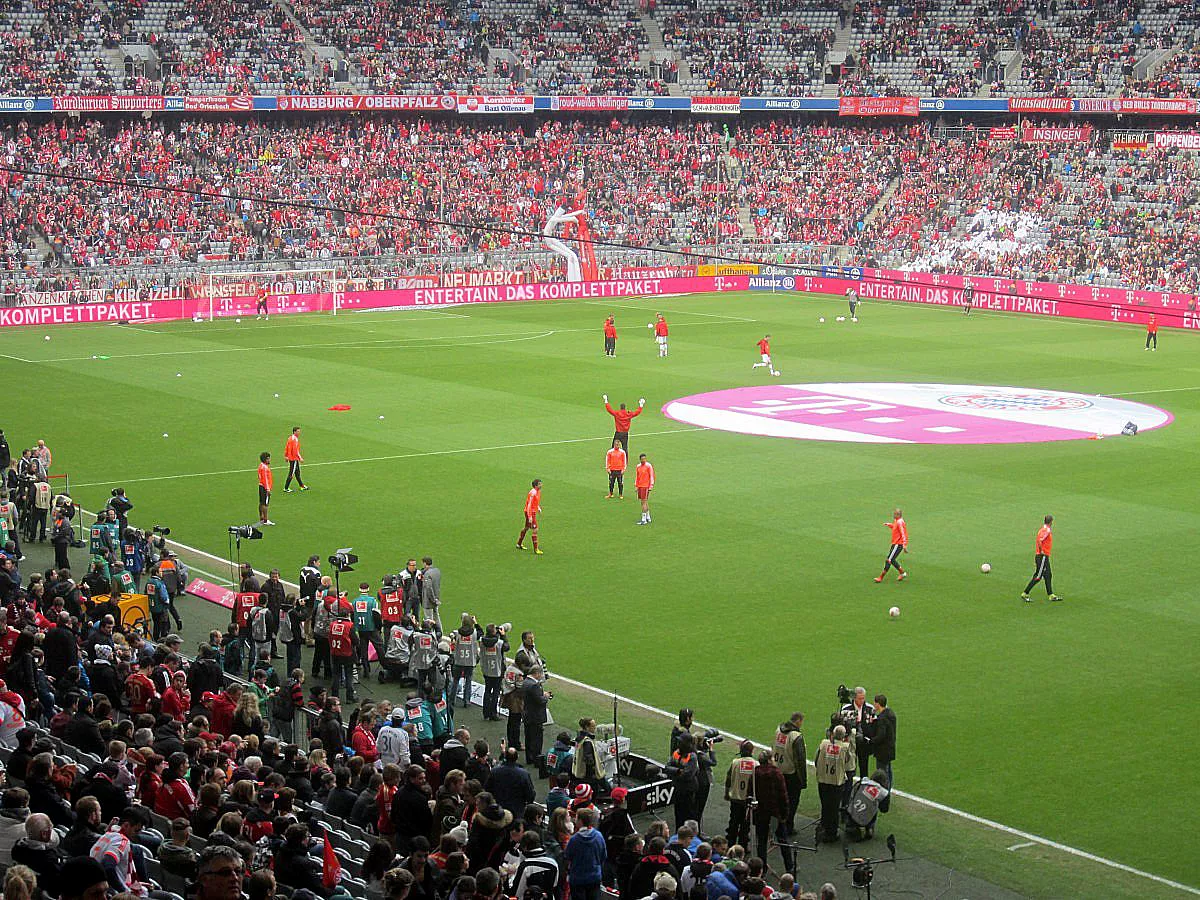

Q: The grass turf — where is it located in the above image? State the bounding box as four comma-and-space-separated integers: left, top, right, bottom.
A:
11, 291, 1200, 890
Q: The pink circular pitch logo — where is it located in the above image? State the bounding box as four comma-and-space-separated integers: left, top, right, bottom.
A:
662, 383, 1172, 445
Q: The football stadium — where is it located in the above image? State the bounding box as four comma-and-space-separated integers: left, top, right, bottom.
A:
1, 3, 1199, 899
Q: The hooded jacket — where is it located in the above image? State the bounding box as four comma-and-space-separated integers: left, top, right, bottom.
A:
464, 804, 512, 875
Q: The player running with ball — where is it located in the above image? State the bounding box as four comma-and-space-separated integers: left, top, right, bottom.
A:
753, 334, 780, 376
874, 509, 908, 582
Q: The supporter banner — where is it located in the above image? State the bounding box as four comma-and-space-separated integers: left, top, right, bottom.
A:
1115, 97, 1198, 115
1153, 131, 1200, 150
989, 126, 1017, 141
547, 96, 630, 111
600, 265, 696, 280
276, 94, 456, 112
1022, 125, 1093, 143
439, 270, 526, 286
457, 95, 534, 114
1009, 97, 1072, 113
839, 96, 919, 117
1112, 131, 1151, 150
54, 95, 164, 111
11, 286, 188, 306
691, 96, 742, 115
178, 96, 253, 112
1075, 98, 1116, 113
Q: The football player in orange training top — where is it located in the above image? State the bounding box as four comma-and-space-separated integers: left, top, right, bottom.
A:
874, 508, 908, 582
603, 315, 617, 357
517, 479, 543, 554
1021, 514, 1061, 602
1146, 314, 1158, 351
753, 334, 780, 376
283, 426, 308, 492
603, 394, 646, 453
257, 452, 275, 526
635, 454, 654, 525
605, 440, 627, 499
653, 313, 669, 358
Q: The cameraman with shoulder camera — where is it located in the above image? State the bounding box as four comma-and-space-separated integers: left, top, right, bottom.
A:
839, 686, 875, 779
773, 712, 808, 835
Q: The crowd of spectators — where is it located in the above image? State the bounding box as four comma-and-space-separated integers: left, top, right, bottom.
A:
3, 115, 1200, 293
0, 444, 875, 900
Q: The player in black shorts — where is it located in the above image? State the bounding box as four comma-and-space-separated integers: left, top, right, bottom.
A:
962, 282, 974, 316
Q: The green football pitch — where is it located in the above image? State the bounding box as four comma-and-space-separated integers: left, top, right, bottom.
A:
10, 291, 1200, 889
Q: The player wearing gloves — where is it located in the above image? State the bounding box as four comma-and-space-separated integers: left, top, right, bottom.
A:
603, 394, 645, 453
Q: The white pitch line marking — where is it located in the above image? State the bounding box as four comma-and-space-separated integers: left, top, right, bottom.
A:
1113, 386, 1200, 396
70, 426, 708, 488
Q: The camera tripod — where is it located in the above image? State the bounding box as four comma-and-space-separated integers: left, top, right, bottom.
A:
842, 834, 900, 899
768, 820, 820, 878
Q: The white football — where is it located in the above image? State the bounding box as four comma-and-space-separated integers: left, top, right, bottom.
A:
773, 371, 781, 377
981, 563, 992, 574
647, 322, 654, 329
888, 606, 900, 618
44, 335, 50, 341
836, 316, 846, 322
162, 433, 169, 438
235, 317, 241, 323
819, 317, 825, 323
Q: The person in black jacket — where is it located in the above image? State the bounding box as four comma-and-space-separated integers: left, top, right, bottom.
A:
42, 614, 78, 681
485, 747, 534, 820
85, 647, 122, 710
12, 812, 66, 896
76, 763, 128, 822
65, 697, 106, 756
61, 796, 104, 855
866, 694, 896, 813
316, 698, 346, 757
521, 666, 552, 765
664, 733, 699, 830
25, 753, 74, 826
323, 766, 359, 819
391, 765, 434, 854
273, 823, 331, 896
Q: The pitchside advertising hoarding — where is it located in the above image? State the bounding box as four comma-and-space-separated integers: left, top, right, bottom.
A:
6, 268, 1198, 330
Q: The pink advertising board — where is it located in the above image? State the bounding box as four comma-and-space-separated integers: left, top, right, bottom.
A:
783, 269, 1199, 329
0, 275, 746, 328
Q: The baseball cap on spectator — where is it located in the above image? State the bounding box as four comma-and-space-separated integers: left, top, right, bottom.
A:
610, 787, 628, 803
654, 873, 677, 893
164, 635, 182, 646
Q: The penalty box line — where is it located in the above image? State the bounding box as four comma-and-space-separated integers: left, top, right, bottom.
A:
70, 426, 708, 489
142, 511, 1200, 897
